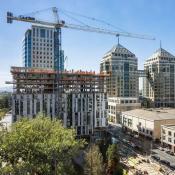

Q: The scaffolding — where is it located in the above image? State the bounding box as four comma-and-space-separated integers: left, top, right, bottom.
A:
7, 67, 108, 135
8, 67, 107, 94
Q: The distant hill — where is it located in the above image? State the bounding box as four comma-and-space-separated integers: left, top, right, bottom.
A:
0, 86, 13, 93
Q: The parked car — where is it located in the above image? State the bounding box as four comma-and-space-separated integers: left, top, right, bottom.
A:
151, 155, 160, 161
131, 142, 136, 148
169, 152, 174, 156
158, 147, 164, 151
134, 134, 139, 138
160, 159, 170, 166
165, 150, 171, 154
170, 164, 175, 170
122, 138, 128, 143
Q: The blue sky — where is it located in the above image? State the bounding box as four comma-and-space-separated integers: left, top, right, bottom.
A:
1, 0, 175, 88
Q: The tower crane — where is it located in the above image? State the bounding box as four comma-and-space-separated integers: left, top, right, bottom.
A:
6, 7, 155, 118
7, 7, 155, 71
7, 7, 155, 40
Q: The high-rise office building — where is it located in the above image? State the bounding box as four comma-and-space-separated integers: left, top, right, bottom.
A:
100, 44, 139, 97
100, 44, 140, 123
144, 47, 175, 107
23, 25, 64, 70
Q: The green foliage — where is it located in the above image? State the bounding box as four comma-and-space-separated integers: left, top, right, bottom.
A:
106, 144, 123, 175
0, 108, 9, 120
84, 144, 104, 175
0, 93, 11, 109
0, 116, 85, 175
0, 93, 11, 120
141, 98, 152, 108
106, 144, 119, 164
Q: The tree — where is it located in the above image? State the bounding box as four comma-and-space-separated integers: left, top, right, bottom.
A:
0, 92, 11, 120
0, 92, 11, 109
0, 108, 9, 120
106, 144, 123, 175
0, 116, 85, 175
84, 144, 104, 175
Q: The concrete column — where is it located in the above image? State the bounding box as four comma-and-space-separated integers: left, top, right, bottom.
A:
23, 95, 27, 116
34, 95, 36, 116
47, 94, 50, 117
29, 94, 33, 119
39, 94, 43, 114
72, 94, 75, 127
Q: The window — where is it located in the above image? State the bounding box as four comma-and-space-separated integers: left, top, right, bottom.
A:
168, 138, 172, 143
123, 117, 127, 125
150, 131, 152, 135
33, 28, 35, 36
36, 28, 39, 37
168, 131, 172, 136
128, 119, 132, 127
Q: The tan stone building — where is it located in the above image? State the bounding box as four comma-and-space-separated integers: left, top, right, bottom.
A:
121, 108, 175, 140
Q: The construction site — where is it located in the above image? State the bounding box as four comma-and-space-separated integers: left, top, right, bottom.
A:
3, 3, 175, 174
5, 7, 156, 137
7, 66, 108, 135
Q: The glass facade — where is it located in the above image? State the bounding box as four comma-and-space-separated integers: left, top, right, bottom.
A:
144, 48, 175, 107
54, 28, 64, 71
100, 44, 138, 98
23, 30, 31, 67
23, 26, 64, 71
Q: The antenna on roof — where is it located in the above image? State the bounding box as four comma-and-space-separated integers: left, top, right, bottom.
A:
160, 40, 162, 49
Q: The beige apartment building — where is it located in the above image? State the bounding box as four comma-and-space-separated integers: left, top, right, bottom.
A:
161, 125, 175, 153
108, 97, 141, 123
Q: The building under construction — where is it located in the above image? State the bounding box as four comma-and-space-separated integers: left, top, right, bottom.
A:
8, 67, 108, 135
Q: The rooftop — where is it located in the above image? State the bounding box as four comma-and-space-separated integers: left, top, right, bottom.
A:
122, 108, 175, 121
146, 47, 175, 62
104, 44, 135, 56
10, 66, 107, 76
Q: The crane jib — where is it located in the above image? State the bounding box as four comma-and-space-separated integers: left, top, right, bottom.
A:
6, 10, 155, 40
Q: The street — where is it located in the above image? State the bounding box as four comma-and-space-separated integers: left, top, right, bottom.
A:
107, 123, 175, 174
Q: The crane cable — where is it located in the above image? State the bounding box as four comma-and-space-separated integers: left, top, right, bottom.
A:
59, 10, 90, 27
58, 8, 128, 33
